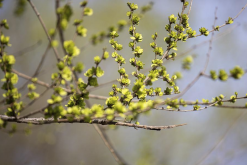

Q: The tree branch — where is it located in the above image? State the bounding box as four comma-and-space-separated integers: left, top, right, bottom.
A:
0, 115, 187, 131
27, 0, 61, 61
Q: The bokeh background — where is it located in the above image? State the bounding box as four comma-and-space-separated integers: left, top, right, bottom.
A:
0, 0, 247, 164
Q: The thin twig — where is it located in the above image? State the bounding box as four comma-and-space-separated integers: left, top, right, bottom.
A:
18, 45, 50, 92
19, 105, 49, 119
85, 99, 128, 165
19, 88, 50, 114
12, 69, 72, 93
202, 7, 217, 73
156, 100, 220, 112
13, 40, 42, 57
196, 111, 247, 165
93, 124, 128, 165
12, 69, 50, 88
27, 0, 61, 61
187, 0, 194, 16
194, 3, 247, 38
56, 0, 67, 55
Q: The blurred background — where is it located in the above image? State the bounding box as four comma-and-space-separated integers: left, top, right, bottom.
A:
0, 0, 247, 164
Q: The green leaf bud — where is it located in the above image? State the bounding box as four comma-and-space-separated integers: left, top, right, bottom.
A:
182, 55, 193, 70
94, 56, 101, 65
110, 31, 119, 38
150, 42, 156, 49
57, 61, 65, 70
84, 7, 93, 16
74, 19, 83, 26
134, 46, 143, 57
49, 28, 56, 37
74, 62, 84, 73
80, 1, 88, 7
127, 2, 138, 11
214, 26, 219, 31
169, 14, 177, 24
88, 77, 98, 86
51, 40, 58, 47
76, 25, 87, 37
199, 27, 209, 36
152, 32, 158, 40
193, 105, 200, 110
27, 83, 36, 90
218, 69, 228, 81
103, 51, 109, 59
230, 66, 245, 79
210, 70, 218, 80
153, 47, 163, 56
226, 17, 233, 24
1, 19, 9, 29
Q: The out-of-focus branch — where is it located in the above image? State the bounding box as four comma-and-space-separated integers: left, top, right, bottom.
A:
196, 111, 247, 165
85, 99, 129, 165
27, 0, 61, 61
13, 40, 42, 57
12, 69, 50, 88
187, 0, 194, 16
18, 45, 50, 92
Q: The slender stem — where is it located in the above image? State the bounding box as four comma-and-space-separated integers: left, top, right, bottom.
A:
196, 111, 247, 165
194, 3, 247, 38
18, 45, 50, 92
13, 40, 42, 57
187, 0, 194, 16
85, 100, 128, 165
12, 69, 50, 88
27, 0, 61, 61
55, 0, 67, 55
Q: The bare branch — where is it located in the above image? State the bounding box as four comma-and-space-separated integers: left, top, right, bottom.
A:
27, 0, 61, 61
18, 45, 50, 92
12, 69, 50, 88
0, 115, 187, 131
187, 0, 194, 16
13, 40, 42, 57
196, 111, 247, 165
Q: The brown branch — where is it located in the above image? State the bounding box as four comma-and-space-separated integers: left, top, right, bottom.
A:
13, 40, 42, 57
18, 45, 50, 92
85, 99, 128, 165
187, 0, 194, 16
55, 0, 67, 55
202, 7, 217, 73
12, 69, 50, 88
12, 69, 72, 93
93, 123, 128, 165
27, 0, 61, 61
19, 88, 50, 114
196, 111, 247, 165
0, 115, 187, 131
18, 105, 48, 119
